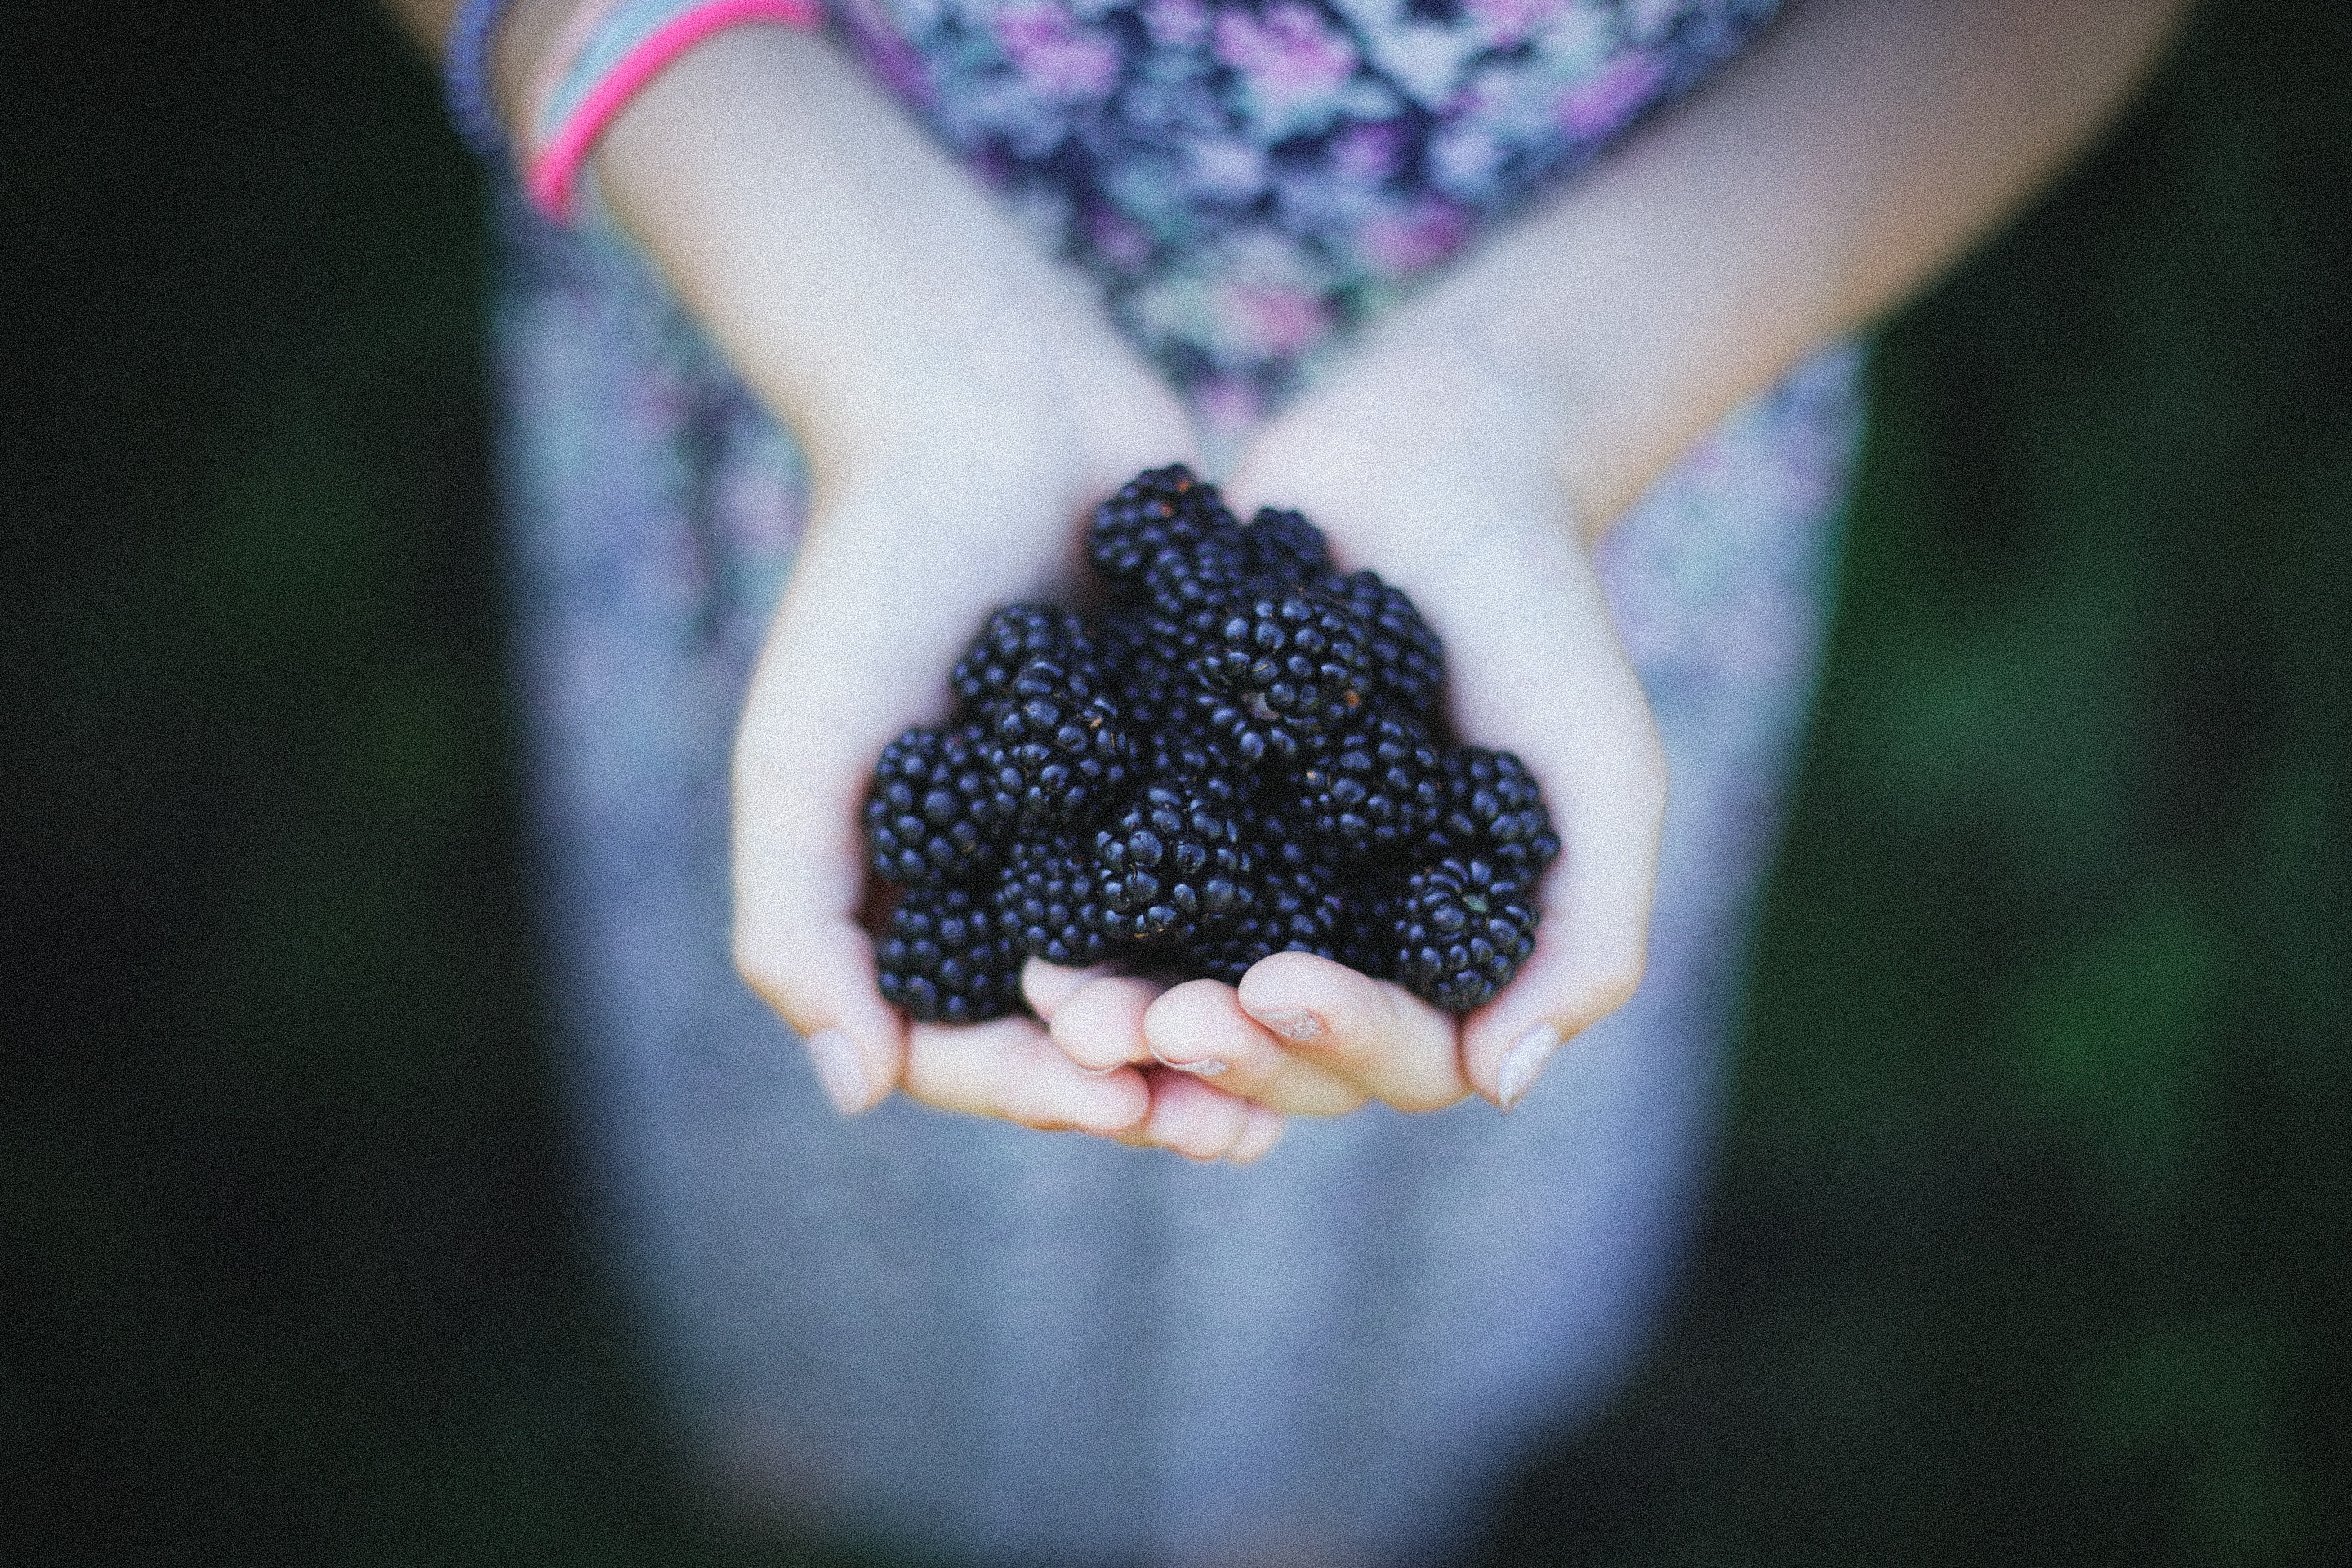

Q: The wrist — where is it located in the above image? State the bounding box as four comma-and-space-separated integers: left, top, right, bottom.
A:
488, 0, 597, 151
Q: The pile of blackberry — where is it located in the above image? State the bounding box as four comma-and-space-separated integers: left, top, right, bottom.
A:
866, 465, 1558, 1025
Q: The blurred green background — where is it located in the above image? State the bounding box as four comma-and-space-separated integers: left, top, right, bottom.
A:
3, 1, 2345, 1562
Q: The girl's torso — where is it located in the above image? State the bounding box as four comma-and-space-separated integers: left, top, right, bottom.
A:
829, 0, 1783, 424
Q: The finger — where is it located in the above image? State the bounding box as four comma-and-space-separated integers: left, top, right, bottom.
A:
1130, 1070, 1266, 1161
1454, 656, 1665, 1108
1235, 952, 1470, 1112
902, 1015, 1150, 1134
1022, 956, 1116, 1025
1421, 528, 1668, 1107
1226, 1103, 1289, 1165
1459, 772, 1660, 1109
735, 904, 906, 1116
1142, 980, 1367, 1117
1047, 973, 1169, 1072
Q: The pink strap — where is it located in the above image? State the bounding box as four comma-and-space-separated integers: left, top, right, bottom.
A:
526, 0, 821, 220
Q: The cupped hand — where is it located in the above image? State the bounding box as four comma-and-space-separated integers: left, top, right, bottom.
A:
1036, 305, 1668, 1116
594, 26, 1287, 1158
711, 195, 1290, 1162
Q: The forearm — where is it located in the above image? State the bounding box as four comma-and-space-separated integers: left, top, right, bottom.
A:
1399, 0, 2190, 537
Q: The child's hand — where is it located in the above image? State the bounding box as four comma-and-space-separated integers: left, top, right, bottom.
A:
1034, 311, 1667, 1116
730, 393, 1290, 1161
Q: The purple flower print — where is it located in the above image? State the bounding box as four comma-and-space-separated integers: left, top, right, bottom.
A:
1214, 4, 1359, 131
1357, 196, 1472, 276
996, 2, 1121, 101
1556, 49, 1669, 140
1329, 119, 1406, 185
1462, 0, 1570, 50
1143, 0, 1210, 50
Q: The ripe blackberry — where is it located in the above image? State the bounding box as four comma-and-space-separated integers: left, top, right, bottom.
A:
1334, 570, 1445, 716
1296, 712, 1444, 860
1428, 747, 1561, 872
1391, 857, 1539, 1012
1241, 506, 1330, 585
875, 886, 1022, 1024
863, 724, 1014, 887
992, 835, 1112, 969
951, 604, 1093, 710
1091, 781, 1251, 942
1088, 464, 1241, 591
979, 657, 1131, 829
1188, 590, 1371, 765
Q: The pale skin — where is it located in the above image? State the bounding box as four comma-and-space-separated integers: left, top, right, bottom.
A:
391, 0, 2188, 1164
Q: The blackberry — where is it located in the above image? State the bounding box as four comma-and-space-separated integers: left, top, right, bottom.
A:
1088, 464, 1241, 591
875, 887, 1022, 1024
1391, 857, 1539, 1012
1296, 712, 1444, 859
1091, 780, 1252, 942
1241, 506, 1331, 585
1428, 747, 1561, 872
978, 657, 1131, 829
1188, 589, 1372, 765
863, 724, 1014, 887
951, 604, 1093, 710
992, 835, 1112, 969
1334, 570, 1445, 716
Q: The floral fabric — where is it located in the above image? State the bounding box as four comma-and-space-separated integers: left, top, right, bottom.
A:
834, 0, 1780, 423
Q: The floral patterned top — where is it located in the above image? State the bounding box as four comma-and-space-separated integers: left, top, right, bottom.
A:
832, 0, 1783, 425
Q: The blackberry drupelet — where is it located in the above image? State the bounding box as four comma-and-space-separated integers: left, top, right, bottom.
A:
979, 657, 1131, 829
951, 604, 1094, 710
993, 834, 1111, 969
1296, 711, 1445, 859
863, 724, 1015, 887
1092, 780, 1252, 942
1391, 857, 1539, 1012
875, 886, 1023, 1023
1428, 747, 1562, 872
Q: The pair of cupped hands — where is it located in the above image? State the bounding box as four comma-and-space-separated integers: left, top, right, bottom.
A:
728, 304, 1668, 1162
616, 31, 1668, 1166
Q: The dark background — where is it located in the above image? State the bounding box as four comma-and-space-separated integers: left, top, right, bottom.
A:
4, 1, 2346, 1562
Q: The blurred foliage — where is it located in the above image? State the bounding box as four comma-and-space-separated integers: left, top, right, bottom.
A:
2, 1, 2345, 1564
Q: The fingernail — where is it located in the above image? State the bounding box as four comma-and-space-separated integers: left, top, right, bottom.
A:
1150, 1047, 1228, 1077
805, 1028, 872, 1116
1248, 1007, 1325, 1044
1496, 1023, 1561, 1110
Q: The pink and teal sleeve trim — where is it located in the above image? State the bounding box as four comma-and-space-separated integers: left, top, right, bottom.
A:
526, 0, 822, 221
